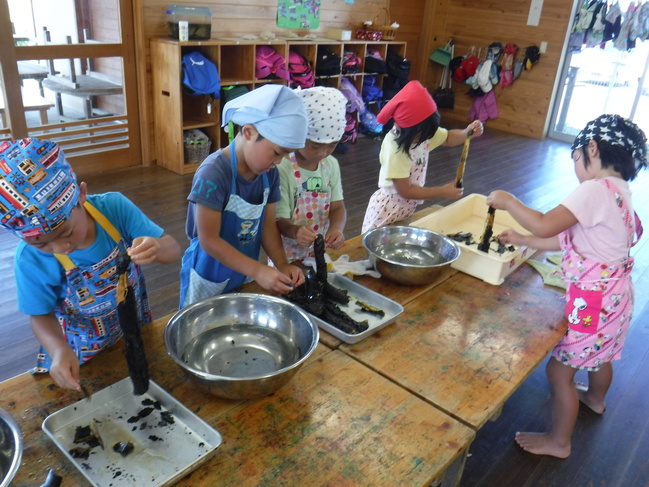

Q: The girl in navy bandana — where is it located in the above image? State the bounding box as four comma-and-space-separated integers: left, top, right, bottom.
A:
487, 114, 647, 458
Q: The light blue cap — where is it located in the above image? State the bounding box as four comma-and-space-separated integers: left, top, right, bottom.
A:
221, 84, 307, 149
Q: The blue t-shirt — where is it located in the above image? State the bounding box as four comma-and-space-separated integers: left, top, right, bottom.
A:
185, 148, 281, 239
15, 193, 164, 316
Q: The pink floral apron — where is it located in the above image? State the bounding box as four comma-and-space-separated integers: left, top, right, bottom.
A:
281, 156, 332, 262
552, 179, 640, 370
31, 201, 151, 373
362, 139, 429, 233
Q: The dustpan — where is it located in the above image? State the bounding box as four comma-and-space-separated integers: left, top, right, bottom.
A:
429, 43, 452, 66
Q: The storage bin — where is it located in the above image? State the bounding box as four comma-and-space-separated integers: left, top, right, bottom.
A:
183, 129, 211, 164
167, 5, 212, 40
410, 194, 537, 285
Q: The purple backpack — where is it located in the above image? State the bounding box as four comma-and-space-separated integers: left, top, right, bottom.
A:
339, 77, 365, 114
255, 46, 290, 80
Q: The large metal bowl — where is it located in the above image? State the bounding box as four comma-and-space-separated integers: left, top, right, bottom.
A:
165, 293, 319, 400
0, 408, 22, 487
362, 225, 460, 286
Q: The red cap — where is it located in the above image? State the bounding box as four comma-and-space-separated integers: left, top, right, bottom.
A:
377, 81, 437, 128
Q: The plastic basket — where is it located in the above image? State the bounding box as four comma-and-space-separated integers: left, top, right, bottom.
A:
183, 129, 211, 164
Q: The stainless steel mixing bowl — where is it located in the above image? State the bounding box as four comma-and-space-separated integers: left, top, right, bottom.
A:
0, 408, 22, 487
165, 293, 319, 400
362, 225, 460, 286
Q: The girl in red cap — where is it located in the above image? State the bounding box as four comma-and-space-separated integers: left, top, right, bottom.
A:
362, 80, 483, 233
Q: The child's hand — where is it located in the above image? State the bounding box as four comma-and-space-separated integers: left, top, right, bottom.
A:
486, 190, 515, 210
49, 345, 82, 390
128, 236, 161, 265
468, 120, 484, 137
498, 229, 526, 246
255, 264, 305, 295
295, 225, 319, 248
439, 181, 464, 199
325, 229, 345, 250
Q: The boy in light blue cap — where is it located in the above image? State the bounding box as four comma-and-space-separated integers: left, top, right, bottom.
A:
0, 138, 182, 391
180, 84, 308, 307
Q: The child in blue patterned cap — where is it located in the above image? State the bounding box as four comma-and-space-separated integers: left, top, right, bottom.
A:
487, 114, 647, 458
276, 86, 348, 262
0, 138, 182, 391
180, 84, 308, 307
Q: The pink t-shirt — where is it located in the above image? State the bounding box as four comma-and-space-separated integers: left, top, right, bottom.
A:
560, 177, 633, 262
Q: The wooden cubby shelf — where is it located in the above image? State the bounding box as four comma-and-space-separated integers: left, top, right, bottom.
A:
151, 38, 406, 175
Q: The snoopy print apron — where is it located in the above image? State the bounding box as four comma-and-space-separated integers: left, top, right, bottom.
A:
281, 156, 332, 262
180, 141, 269, 307
552, 179, 640, 371
362, 139, 429, 233
31, 202, 151, 373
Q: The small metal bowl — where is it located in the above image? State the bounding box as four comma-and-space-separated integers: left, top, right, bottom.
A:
362, 225, 460, 286
0, 408, 22, 487
165, 293, 319, 400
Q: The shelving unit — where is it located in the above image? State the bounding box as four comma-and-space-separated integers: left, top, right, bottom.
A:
151, 38, 406, 175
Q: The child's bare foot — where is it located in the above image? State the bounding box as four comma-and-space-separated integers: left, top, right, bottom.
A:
515, 432, 571, 458
575, 382, 606, 414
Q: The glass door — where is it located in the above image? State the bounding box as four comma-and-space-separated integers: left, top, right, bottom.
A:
0, 0, 140, 176
548, 1, 649, 142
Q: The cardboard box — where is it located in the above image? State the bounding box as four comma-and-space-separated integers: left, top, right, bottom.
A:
410, 194, 537, 285
327, 28, 352, 41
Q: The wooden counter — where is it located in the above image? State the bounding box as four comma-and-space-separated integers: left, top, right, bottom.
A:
340, 262, 567, 430
1, 312, 474, 486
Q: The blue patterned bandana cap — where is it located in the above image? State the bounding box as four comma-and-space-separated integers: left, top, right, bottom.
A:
294, 86, 347, 143
221, 84, 307, 149
571, 114, 648, 171
0, 138, 80, 238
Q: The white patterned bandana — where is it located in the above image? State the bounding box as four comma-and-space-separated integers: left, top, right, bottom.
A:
571, 114, 648, 171
294, 87, 347, 143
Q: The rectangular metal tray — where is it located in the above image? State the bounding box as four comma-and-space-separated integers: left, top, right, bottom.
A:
42, 378, 222, 487
307, 273, 404, 344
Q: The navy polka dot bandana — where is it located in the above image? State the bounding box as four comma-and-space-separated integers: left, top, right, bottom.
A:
571, 114, 648, 171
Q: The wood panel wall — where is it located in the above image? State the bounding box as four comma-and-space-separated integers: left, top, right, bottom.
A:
413, 0, 574, 139
133, 0, 573, 166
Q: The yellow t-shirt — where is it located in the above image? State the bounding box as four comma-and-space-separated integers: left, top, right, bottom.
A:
377, 127, 448, 188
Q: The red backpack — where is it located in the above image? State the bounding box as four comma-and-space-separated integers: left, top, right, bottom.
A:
340, 111, 358, 144
287, 50, 315, 89
255, 46, 290, 80
342, 51, 362, 75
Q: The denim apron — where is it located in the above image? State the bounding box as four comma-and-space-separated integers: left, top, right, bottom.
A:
31, 201, 151, 373
180, 141, 270, 308
552, 179, 640, 370
281, 155, 332, 262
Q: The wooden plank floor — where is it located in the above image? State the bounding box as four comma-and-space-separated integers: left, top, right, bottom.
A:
1, 128, 648, 486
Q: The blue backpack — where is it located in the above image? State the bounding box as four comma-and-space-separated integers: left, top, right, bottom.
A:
182, 51, 221, 100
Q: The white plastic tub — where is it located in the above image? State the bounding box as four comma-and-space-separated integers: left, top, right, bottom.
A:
410, 194, 536, 285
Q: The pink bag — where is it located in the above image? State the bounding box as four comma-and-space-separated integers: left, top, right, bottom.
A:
255, 46, 290, 80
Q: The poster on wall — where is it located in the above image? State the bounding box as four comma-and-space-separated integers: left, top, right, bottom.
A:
277, 0, 321, 29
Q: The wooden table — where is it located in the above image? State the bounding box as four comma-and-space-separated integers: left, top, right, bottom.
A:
42, 72, 122, 120
0, 89, 54, 126
18, 61, 50, 96
0, 312, 474, 486
339, 260, 567, 430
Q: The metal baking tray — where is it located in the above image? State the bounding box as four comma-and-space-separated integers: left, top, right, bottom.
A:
42, 377, 222, 487
306, 273, 404, 344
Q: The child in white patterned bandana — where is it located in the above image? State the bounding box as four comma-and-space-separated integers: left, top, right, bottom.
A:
487, 114, 647, 458
276, 86, 348, 262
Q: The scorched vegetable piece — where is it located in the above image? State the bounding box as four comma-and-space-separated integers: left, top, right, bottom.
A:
116, 256, 150, 395
355, 299, 385, 317
322, 301, 369, 335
